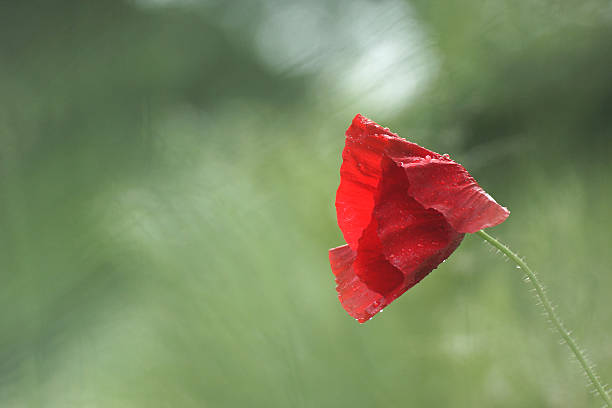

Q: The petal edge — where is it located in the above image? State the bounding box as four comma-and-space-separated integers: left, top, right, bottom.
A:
399, 158, 510, 233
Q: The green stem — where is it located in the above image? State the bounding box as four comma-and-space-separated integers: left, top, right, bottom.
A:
475, 229, 612, 407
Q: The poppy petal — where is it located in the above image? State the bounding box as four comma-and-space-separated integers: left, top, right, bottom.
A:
330, 159, 465, 323
329, 244, 407, 323
398, 157, 510, 233
352, 216, 404, 294
345, 113, 398, 140
336, 115, 437, 249
334, 136, 385, 250
339, 114, 509, 234
374, 158, 465, 283
330, 114, 510, 323
346, 114, 439, 163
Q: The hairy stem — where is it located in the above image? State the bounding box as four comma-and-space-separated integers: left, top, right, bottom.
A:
475, 229, 611, 407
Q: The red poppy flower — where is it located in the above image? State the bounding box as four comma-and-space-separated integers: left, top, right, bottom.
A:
329, 114, 509, 323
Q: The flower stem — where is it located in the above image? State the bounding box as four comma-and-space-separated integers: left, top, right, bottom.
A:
475, 229, 612, 407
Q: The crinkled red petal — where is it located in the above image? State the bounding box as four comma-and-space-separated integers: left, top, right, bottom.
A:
329, 244, 408, 323
336, 115, 437, 250
330, 114, 509, 322
397, 158, 510, 233
336, 114, 508, 239
334, 136, 384, 250
374, 158, 465, 283
331, 156, 464, 322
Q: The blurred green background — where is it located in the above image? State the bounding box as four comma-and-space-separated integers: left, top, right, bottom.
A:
1, 1, 611, 407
